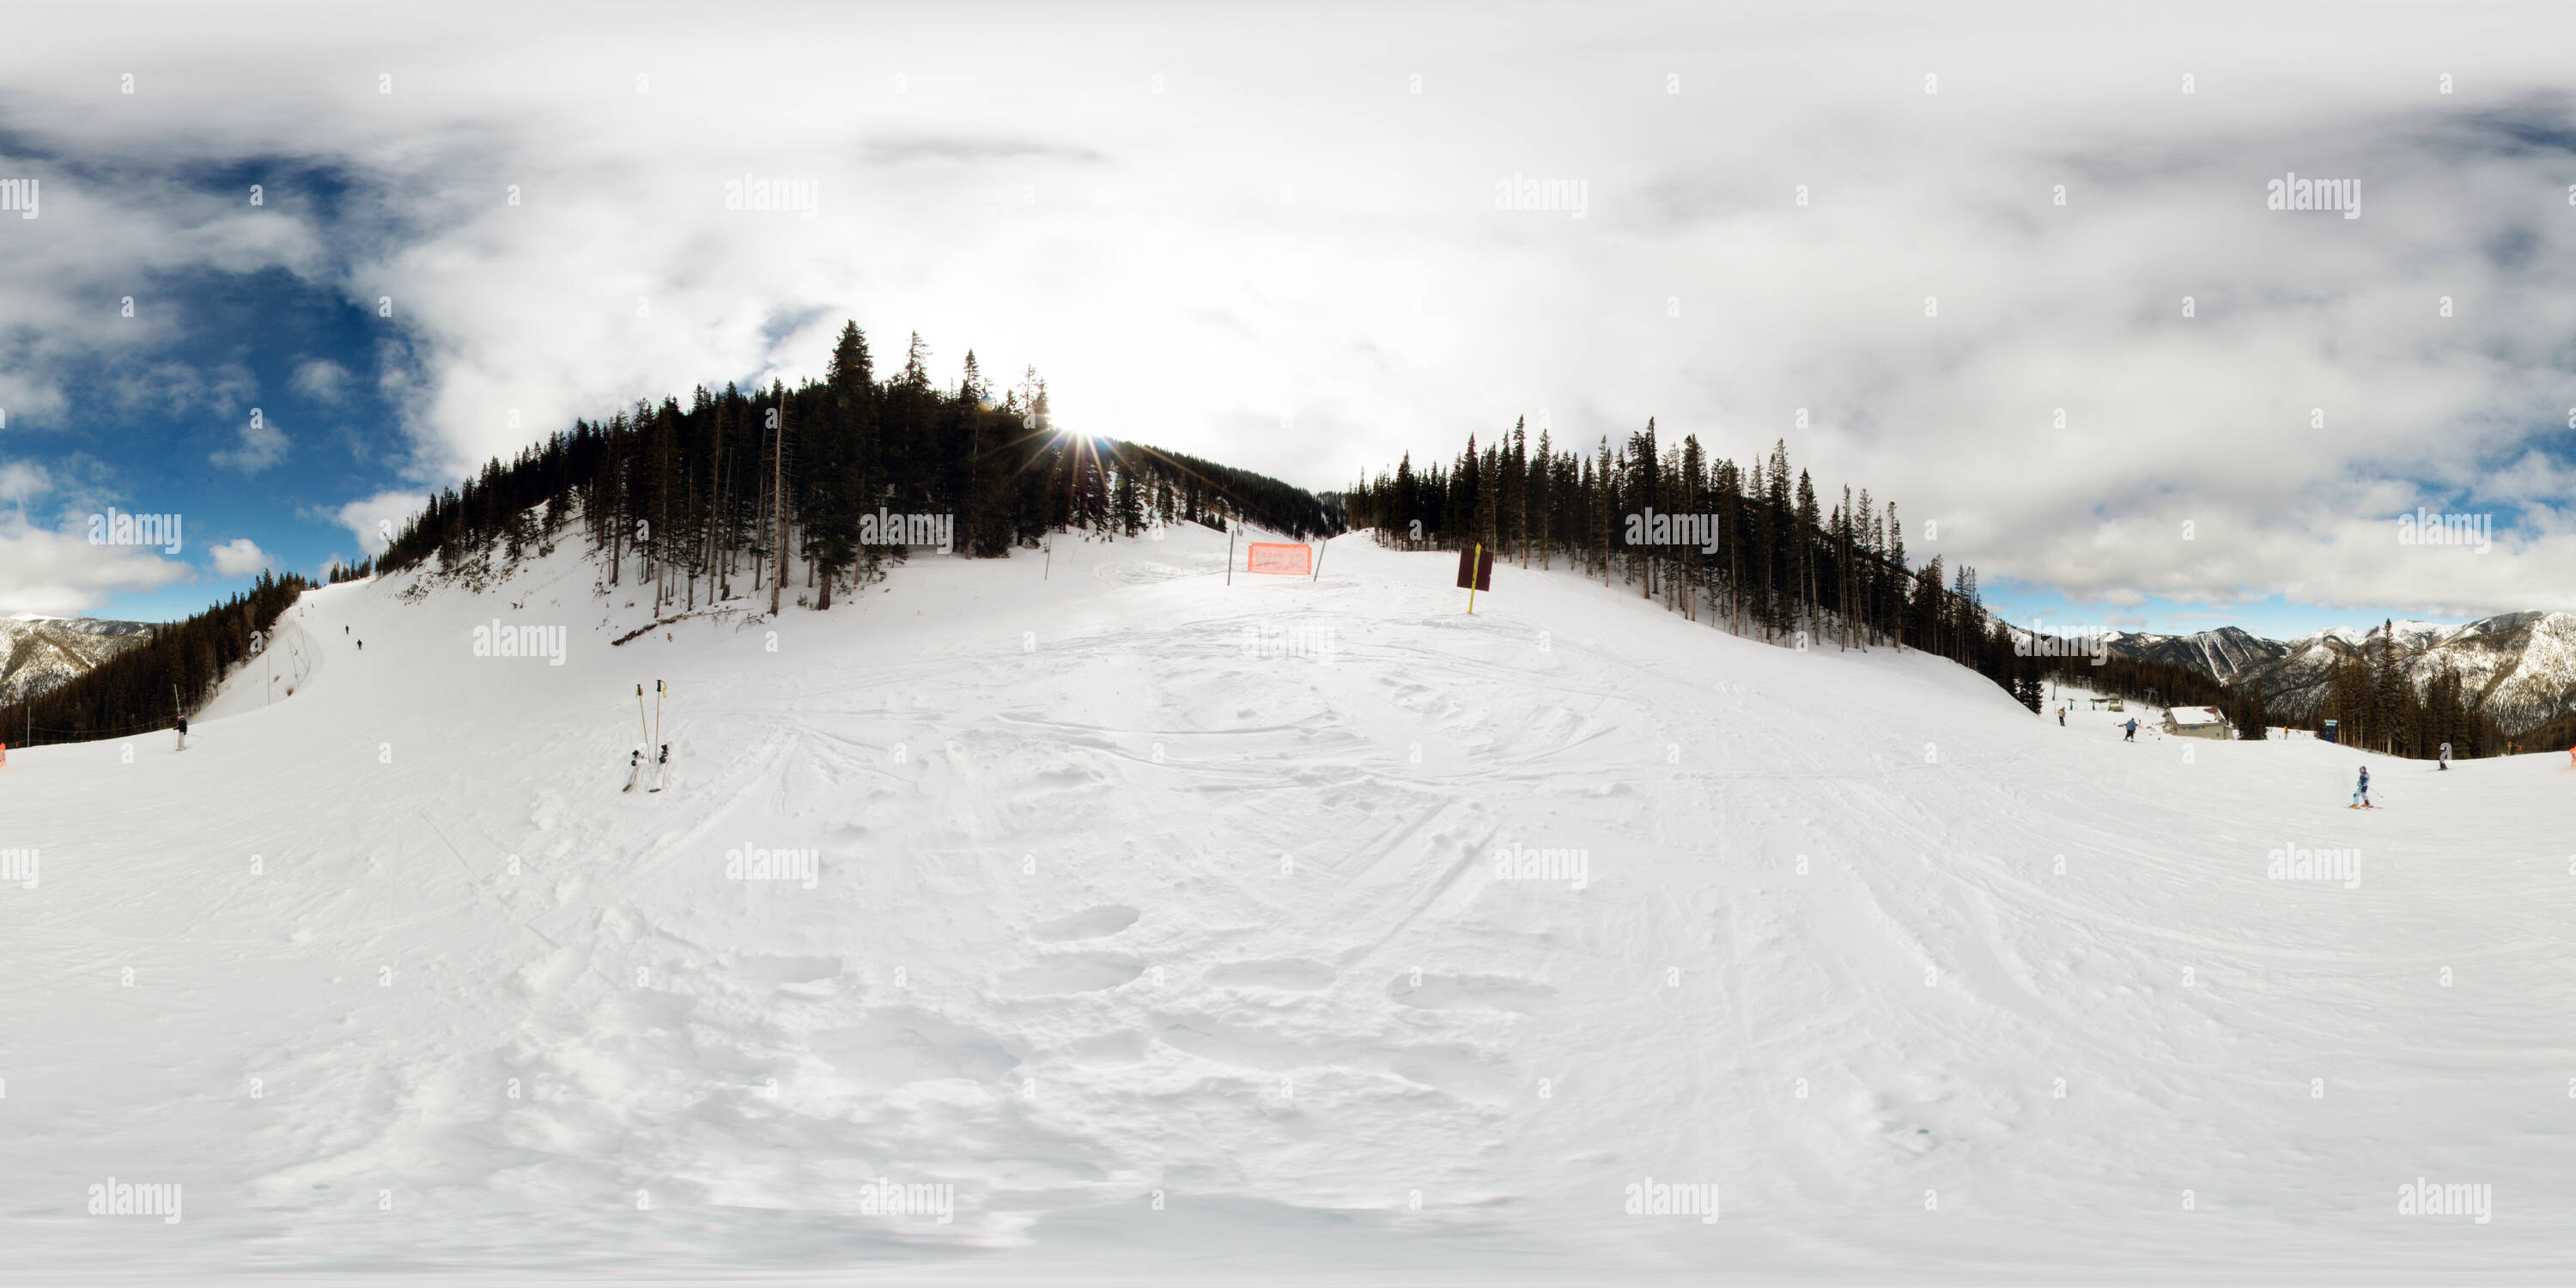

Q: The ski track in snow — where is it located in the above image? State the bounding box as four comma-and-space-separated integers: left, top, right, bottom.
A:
3, 525, 2573, 1281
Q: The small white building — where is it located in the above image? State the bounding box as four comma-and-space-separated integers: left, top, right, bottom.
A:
2165, 706, 2233, 740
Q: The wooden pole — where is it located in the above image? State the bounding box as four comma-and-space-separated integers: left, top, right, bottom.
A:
1467, 543, 1480, 614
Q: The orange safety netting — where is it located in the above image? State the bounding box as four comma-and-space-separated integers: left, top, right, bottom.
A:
1245, 543, 1312, 575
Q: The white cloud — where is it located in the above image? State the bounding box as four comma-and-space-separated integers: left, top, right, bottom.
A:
5, 4, 2576, 620
0, 513, 188, 617
210, 411, 289, 474
0, 370, 70, 429
209, 536, 269, 576
289, 358, 353, 404
107, 358, 258, 422
0, 460, 48, 506
332, 490, 429, 556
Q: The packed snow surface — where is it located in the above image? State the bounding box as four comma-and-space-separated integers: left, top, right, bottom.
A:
3, 524, 2572, 1283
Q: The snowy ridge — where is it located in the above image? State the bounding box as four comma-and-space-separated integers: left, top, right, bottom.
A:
0, 616, 156, 708
2110, 613, 2576, 730
2102, 625, 2287, 680
4, 525, 2574, 1279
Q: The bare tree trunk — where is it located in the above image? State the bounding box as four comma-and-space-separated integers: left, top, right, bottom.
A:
769, 397, 788, 617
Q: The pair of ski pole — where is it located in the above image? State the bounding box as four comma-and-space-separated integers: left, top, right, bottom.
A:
636, 680, 662, 748
637, 680, 667, 779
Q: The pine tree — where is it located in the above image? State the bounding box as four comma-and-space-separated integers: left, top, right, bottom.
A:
800, 323, 873, 610
1509, 419, 1530, 567
2234, 687, 2269, 738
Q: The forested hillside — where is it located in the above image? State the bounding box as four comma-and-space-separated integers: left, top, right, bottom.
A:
1349, 422, 2520, 761
0, 617, 156, 708
2305, 623, 2509, 757
5, 324, 1338, 747
0, 573, 319, 749
380, 324, 1339, 612
1348, 421, 2055, 708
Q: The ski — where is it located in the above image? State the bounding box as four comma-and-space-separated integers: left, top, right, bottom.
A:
623, 748, 642, 792
647, 681, 669, 792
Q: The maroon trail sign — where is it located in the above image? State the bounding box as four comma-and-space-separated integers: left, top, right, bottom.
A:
1455, 545, 1493, 592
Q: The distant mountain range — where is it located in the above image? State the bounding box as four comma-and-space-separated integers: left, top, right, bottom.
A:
0, 616, 158, 708
2100, 613, 2576, 732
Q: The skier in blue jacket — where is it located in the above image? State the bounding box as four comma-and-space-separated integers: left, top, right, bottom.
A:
2350, 765, 2371, 808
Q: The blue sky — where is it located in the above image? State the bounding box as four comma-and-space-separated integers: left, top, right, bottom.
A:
6, 3, 2576, 637
17, 266, 403, 621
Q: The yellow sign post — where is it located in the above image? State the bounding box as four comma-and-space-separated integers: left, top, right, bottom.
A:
1456, 543, 1492, 612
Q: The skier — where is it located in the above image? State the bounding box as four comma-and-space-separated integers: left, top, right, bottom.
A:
2123, 717, 2138, 742
173, 715, 187, 751
2350, 765, 2372, 809
2439, 741, 2451, 771
2058, 708, 2067, 726
356, 640, 363, 651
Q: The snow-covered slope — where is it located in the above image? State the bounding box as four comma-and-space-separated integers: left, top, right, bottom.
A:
4, 525, 2573, 1281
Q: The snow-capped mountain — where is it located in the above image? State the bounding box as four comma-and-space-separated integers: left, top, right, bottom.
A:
0, 615, 157, 708
2102, 625, 2290, 680
2105, 612, 2576, 731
